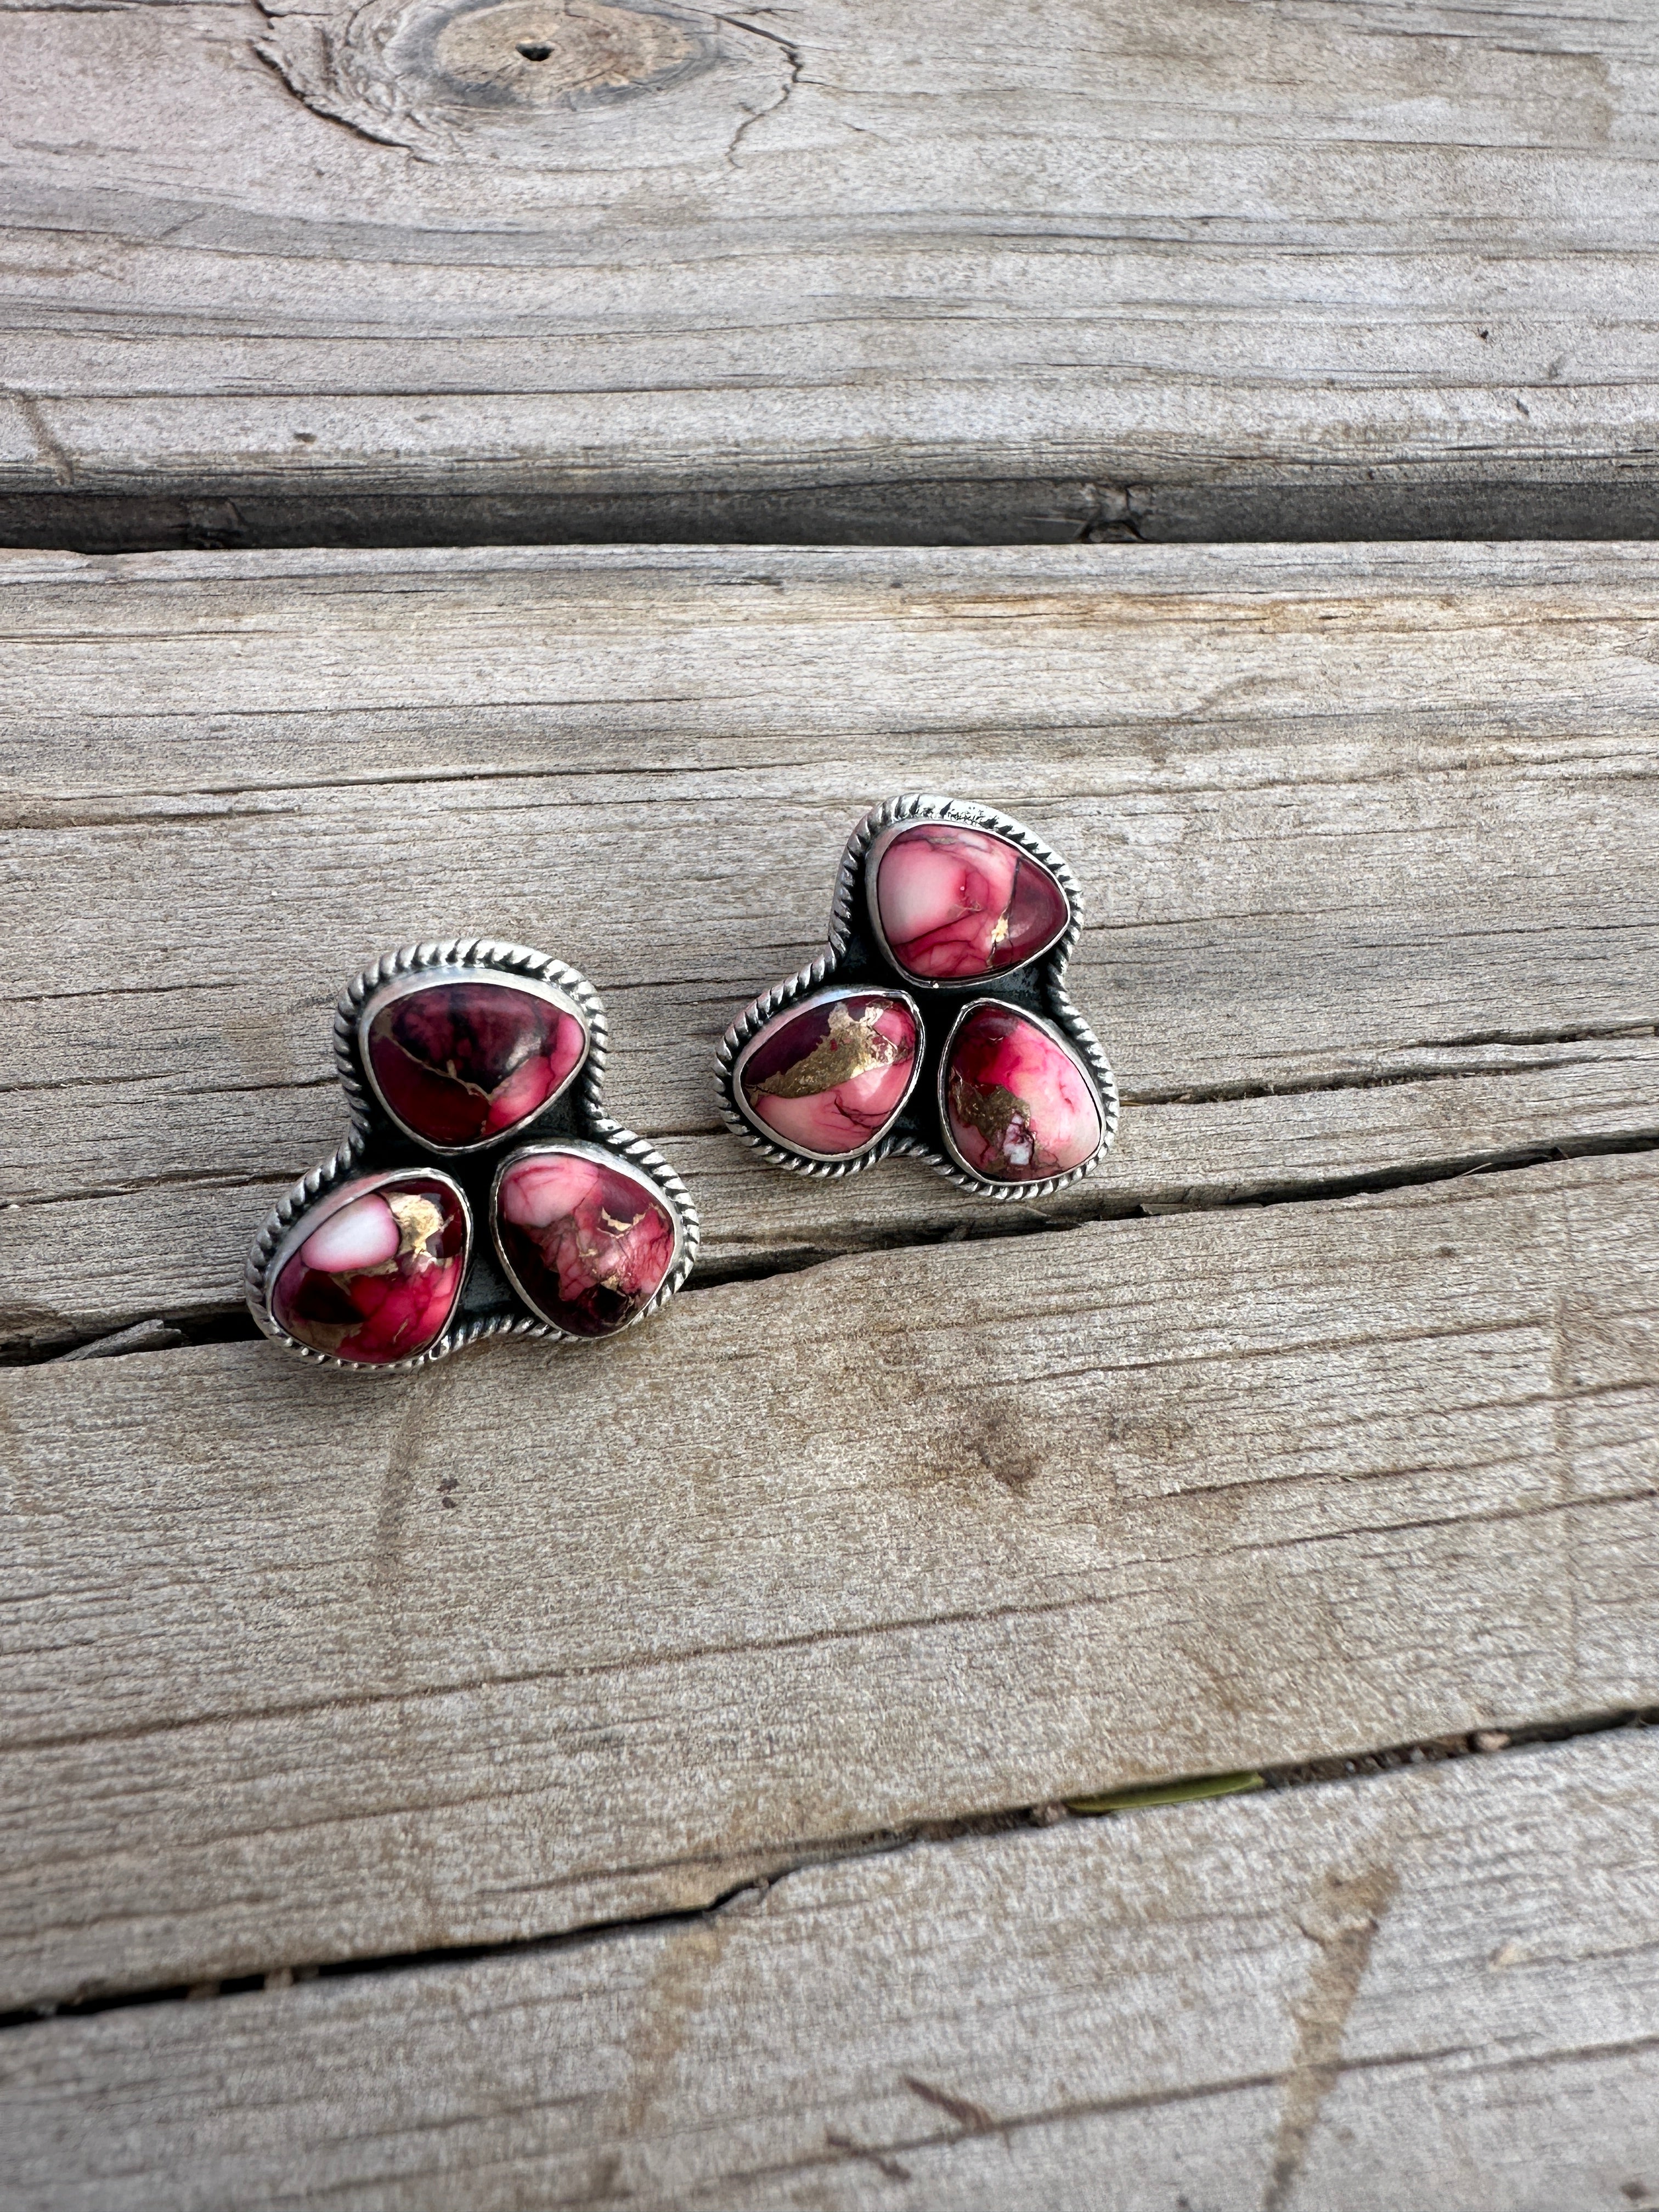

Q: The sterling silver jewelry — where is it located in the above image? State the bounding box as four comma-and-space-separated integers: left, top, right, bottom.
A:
249, 939, 698, 1371
716, 795, 1117, 1200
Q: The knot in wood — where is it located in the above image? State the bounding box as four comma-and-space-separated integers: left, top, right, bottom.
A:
255, 0, 780, 165
434, 0, 694, 106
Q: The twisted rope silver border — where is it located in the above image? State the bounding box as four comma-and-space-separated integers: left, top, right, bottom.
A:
334, 936, 612, 1137
714, 794, 1120, 1203
248, 939, 700, 1372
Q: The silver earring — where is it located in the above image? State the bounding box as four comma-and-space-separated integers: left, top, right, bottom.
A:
716, 795, 1116, 1198
249, 939, 698, 1370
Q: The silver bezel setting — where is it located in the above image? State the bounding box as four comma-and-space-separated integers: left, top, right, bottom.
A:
335, 941, 602, 1150
354, 964, 591, 1156
489, 1138, 693, 1339
934, 995, 1110, 1188
863, 818, 1073, 988
254, 1163, 475, 1372
715, 795, 1119, 1201
264, 1164, 475, 1296
248, 938, 701, 1372
727, 981, 926, 1165
247, 1143, 499, 1373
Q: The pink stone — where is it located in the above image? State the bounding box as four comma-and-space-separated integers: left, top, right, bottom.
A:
738, 991, 919, 1158
272, 1177, 468, 1364
365, 977, 586, 1149
943, 1003, 1102, 1182
300, 1195, 401, 1274
872, 822, 1069, 982
495, 1149, 678, 1338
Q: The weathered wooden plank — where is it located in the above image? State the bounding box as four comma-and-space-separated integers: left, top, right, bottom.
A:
3, 541, 1657, 1350
5, 1731, 1656, 2210
2, 1, 1658, 545
2, 1152, 1655, 2008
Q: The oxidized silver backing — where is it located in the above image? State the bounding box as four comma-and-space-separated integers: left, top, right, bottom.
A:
714, 795, 1119, 1202
247, 938, 699, 1372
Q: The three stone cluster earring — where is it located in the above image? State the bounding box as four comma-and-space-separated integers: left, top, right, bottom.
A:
716, 795, 1118, 1195
247, 939, 698, 1370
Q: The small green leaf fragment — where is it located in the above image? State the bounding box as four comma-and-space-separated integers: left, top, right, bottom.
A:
1065, 1770, 1265, 1815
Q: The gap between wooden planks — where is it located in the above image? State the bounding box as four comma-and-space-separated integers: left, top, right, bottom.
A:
2, 1150, 1656, 2010
2, 540, 1657, 1352
3, 1730, 1656, 2211
1, 1, 1658, 547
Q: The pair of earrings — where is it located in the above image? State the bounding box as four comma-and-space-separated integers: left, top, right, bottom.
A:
247, 795, 1119, 1371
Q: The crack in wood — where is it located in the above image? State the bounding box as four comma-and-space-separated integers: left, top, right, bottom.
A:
14, 1128, 1657, 1363
4, 1709, 1651, 2035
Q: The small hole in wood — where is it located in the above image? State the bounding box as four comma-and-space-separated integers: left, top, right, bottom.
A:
517, 40, 552, 58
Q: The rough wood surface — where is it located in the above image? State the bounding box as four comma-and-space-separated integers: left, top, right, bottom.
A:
4, 540, 1658, 1352
3, 1150, 1656, 2008
5, 1731, 1657, 2210
3, 1, 1658, 546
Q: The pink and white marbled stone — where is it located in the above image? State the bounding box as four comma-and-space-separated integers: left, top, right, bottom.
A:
739, 991, 918, 1157
943, 1003, 1102, 1182
365, 978, 586, 1149
272, 1177, 468, 1364
495, 1149, 677, 1338
872, 823, 1068, 982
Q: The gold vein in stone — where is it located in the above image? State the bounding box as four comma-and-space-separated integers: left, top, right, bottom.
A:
752, 1003, 908, 1100
387, 1192, 445, 1266
950, 1073, 1032, 1153
374, 1007, 544, 1108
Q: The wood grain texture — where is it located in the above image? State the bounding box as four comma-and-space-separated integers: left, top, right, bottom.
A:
3, 541, 1657, 1351
3, 1150, 1656, 2008
5, 1731, 1657, 2210
2, 0, 1658, 546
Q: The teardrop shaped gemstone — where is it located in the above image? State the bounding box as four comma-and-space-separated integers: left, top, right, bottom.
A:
364, 977, 586, 1149
270, 1175, 469, 1364
495, 1149, 678, 1339
872, 822, 1069, 982
943, 1003, 1103, 1182
737, 990, 919, 1158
